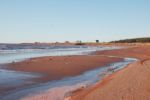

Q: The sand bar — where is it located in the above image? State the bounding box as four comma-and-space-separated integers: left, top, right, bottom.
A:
0, 55, 123, 96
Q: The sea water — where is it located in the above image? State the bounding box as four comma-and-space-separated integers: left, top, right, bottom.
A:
0, 46, 120, 64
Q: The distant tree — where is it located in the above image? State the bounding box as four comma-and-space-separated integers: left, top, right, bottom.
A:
110, 37, 150, 43
96, 40, 99, 43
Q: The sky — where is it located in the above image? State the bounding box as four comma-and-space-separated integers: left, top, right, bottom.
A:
0, 0, 150, 43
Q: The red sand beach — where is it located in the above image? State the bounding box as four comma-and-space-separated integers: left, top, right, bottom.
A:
70, 45, 150, 100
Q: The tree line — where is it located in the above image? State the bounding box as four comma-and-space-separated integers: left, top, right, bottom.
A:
110, 37, 150, 43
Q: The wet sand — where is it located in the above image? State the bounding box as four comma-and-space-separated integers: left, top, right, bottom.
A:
70, 46, 150, 100
1, 55, 123, 96
6, 55, 123, 82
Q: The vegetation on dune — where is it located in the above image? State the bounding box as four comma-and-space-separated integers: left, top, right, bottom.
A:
110, 37, 150, 43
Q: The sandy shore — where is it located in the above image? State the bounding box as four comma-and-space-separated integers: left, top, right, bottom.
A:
70, 46, 150, 100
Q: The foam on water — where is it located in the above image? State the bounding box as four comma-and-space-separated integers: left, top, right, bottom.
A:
0, 46, 121, 64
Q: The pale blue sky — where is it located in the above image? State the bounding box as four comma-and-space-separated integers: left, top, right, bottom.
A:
0, 0, 150, 43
